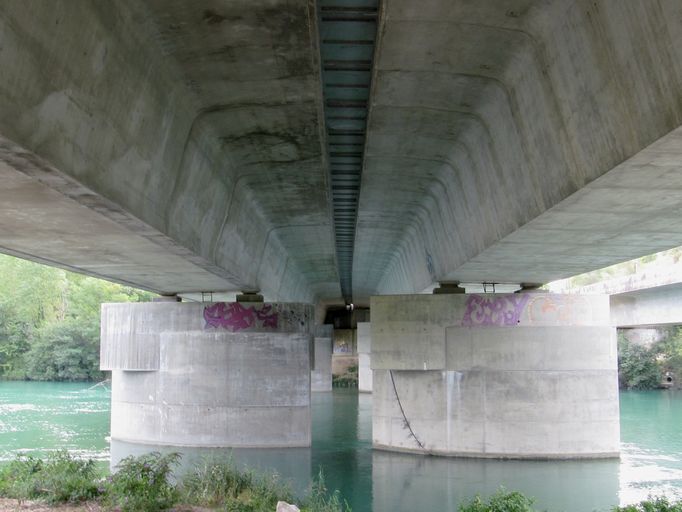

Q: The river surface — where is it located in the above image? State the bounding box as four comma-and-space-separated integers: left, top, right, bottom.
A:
1, 382, 682, 511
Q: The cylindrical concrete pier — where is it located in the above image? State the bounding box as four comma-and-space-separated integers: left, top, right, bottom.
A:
101, 301, 313, 448
371, 293, 620, 459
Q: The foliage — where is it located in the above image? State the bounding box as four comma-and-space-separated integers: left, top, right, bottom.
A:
181, 457, 294, 512
0, 451, 100, 504
618, 335, 662, 390
303, 470, 351, 512
653, 327, 682, 388
613, 496, 682, 511
458, 490, 537, 512
181, 460, 350, 512
0, 253, 155, 381
105, 452, 180, 512
0, 452, 355, 511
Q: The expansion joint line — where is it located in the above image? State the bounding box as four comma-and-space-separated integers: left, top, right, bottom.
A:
388, 370, 432, 455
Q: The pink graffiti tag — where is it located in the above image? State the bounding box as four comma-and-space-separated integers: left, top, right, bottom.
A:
461, 294, 530, 327
203, 302, 279, 331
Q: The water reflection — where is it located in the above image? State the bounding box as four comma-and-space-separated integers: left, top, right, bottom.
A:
372, 450, 619, 512
3, 384, 682, 511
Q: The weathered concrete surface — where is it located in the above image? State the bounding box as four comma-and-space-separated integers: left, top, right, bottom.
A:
611, 283, 682, 327
311, 324, 332, 392
354, 0, 682, 303
3, 1, 682, 305
0, 1, 338, 301
371, 293, 619, 458
357, 322, 372, 392
103, 302, 312, 447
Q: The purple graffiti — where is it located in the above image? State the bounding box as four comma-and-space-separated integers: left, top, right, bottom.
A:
203, 302, 278, 331
461, 294, 530, 327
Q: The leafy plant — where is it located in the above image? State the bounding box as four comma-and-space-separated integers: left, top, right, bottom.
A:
618, 335, 661, 390
181, 457, 294, 512
0, 451, 100, 504
613, 496, 682, 511
302, 470, 351, 512
105, 451, 180, 512
458, 489, 537, 512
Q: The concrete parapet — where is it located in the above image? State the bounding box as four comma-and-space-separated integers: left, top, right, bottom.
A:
371, 293, 619, 458
357, 322, 372, 392
102, 301, 312, 448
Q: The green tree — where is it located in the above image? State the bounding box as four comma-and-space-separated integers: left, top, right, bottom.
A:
0, 253, 155, 381
618, 335, 661, 390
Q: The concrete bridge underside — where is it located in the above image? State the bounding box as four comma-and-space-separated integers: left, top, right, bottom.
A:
2, 1, 682, 305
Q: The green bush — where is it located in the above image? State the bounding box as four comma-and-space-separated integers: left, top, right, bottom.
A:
0, 451, 100, 504
613, 496, 682, 511
181, 457, 294, 511
105, 451, 180, 512
618, 335, 661, 390
302, 471, 351, 512
458, 490, 537, 512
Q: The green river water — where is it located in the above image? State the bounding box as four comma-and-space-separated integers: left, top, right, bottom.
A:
1, 382, 682, 511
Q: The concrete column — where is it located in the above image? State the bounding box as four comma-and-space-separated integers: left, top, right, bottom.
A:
311, 324, 333, 392
101, 301, 313, 448
371, 293, 619, 459
357, 322, 372, 392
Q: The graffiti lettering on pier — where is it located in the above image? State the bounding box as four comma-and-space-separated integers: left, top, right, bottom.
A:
203, 302, 278, 331
461, 294, 530, 327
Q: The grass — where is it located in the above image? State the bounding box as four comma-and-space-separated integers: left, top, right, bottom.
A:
0, 451, 351, 511
3, 454, 682, 512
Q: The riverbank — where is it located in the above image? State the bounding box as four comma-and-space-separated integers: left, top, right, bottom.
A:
0, 499, 215, 511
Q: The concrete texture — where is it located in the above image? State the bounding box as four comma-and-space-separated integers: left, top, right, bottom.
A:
611, 283, 682, 327
102, 301, 313, 448
0, 0, 338, 301
354, 0, 682, 303
311, 335, 332, 392
371, 293, 619, 458
1, 2, 682, 305
357, 322, 372, 392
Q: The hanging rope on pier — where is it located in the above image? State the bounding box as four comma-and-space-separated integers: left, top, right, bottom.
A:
389, 370, 432, 455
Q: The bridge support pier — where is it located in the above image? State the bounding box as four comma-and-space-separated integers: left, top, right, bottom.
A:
100, 301, 313, 450
311, 325, 333, 392
371, 293, 620, 458
357, 322, 372, 392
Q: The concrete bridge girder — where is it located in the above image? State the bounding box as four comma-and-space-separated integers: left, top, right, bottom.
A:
1, 1, 682, 306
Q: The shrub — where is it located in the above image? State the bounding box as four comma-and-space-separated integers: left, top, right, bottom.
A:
105, 451, 180, 512
458, 489, 537, 512
302, 470, 351, 512
0, 451, 100, 504
618, 335, 661, 390
181, 457, 294, 512
613, 497, 682, 511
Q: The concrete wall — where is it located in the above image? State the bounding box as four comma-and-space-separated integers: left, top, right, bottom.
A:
311, 324, 333, 392
611, 284, 682, 327
102, 301, 313, 448
357, 322, 372, 393
371, 293, 619, 458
